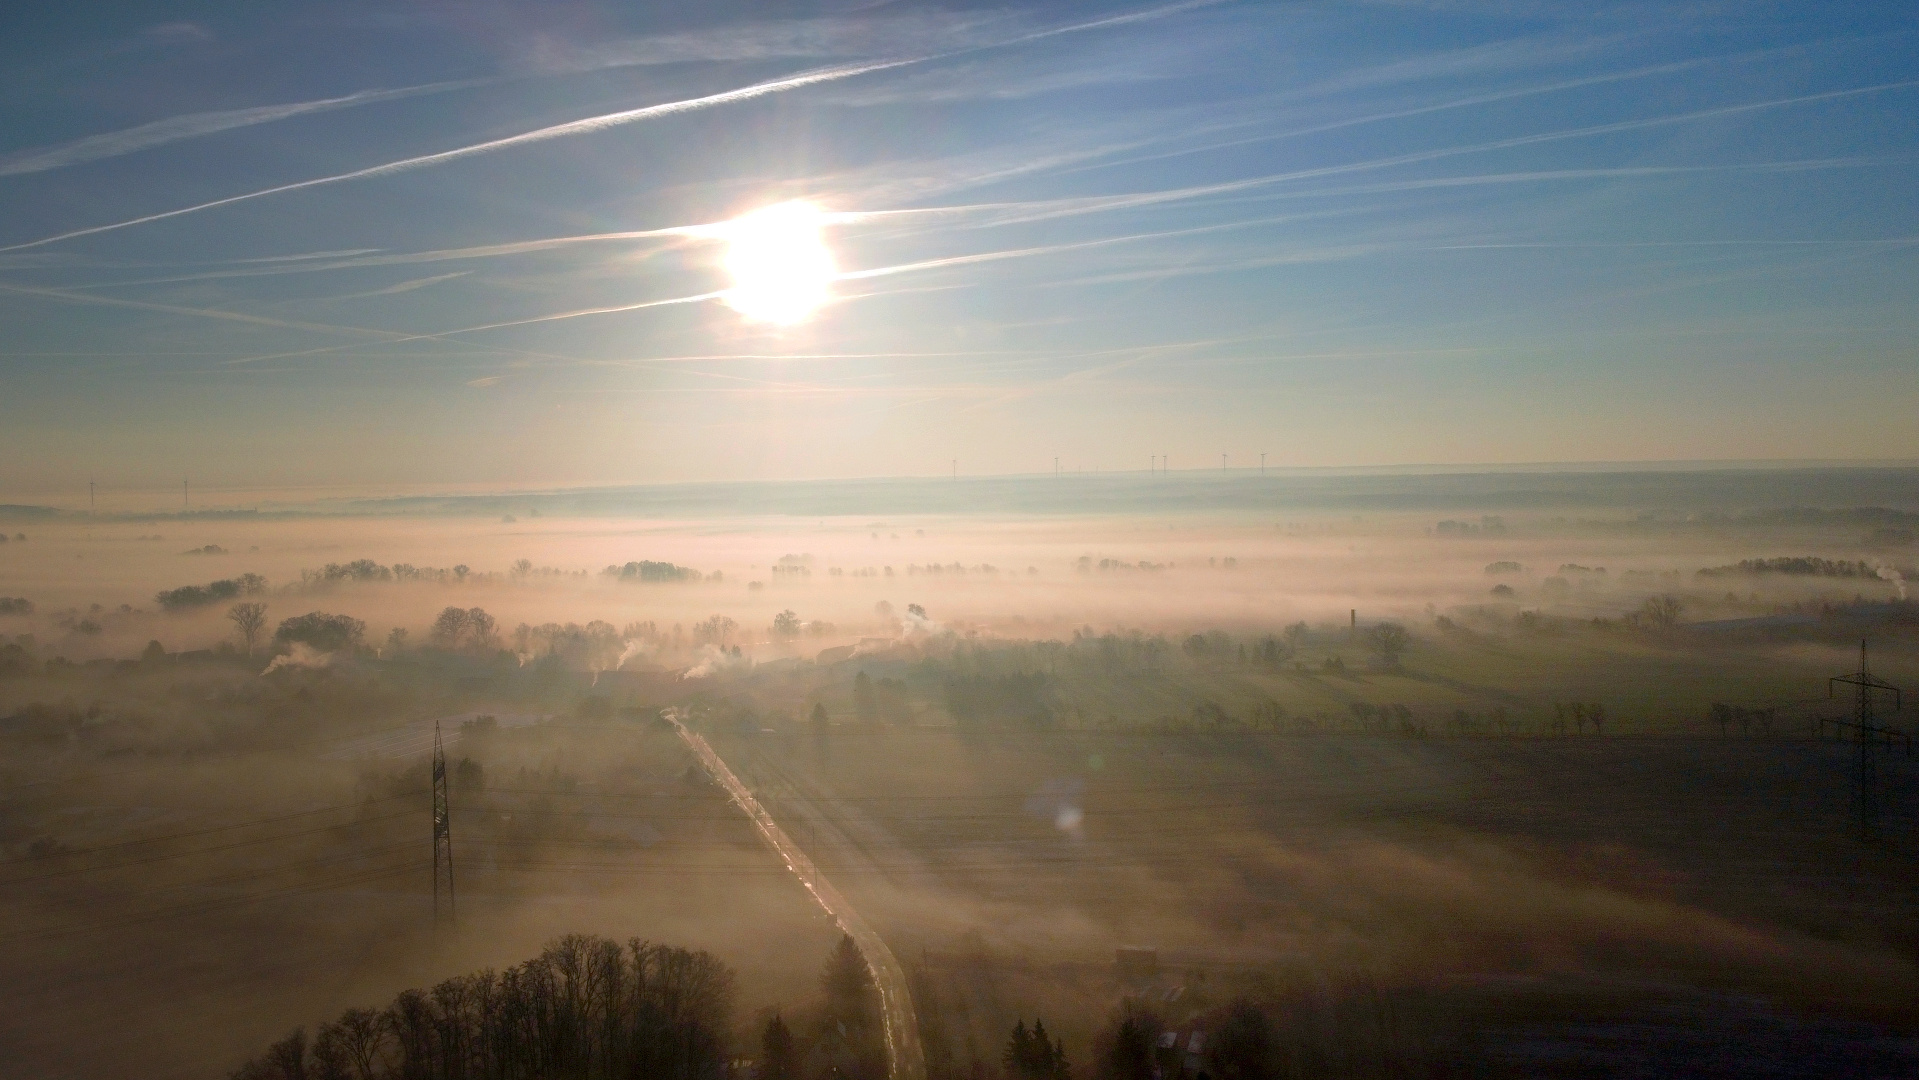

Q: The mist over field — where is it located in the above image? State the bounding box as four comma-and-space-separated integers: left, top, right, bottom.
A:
3, 468, 1917, 1079
6, 1, 1919, 1077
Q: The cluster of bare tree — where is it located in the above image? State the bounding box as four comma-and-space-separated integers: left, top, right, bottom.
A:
230, 935, 735, 1080
511, 620, 622, 667
297, 560, 472, 586
155, 573, 267, 611
1696, 556, 1879, 579
1624, 594, 1684, 631
1549, 702, 1608, 735
1181, 631, 1296, 667
431, 606, 501, 651
274, 611, 366, 653
692, 615, 739, 646
602, 560, 702, 583
1709, 702, 1779, 737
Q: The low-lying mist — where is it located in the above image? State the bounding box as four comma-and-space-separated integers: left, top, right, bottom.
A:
2, 470, 1916, 1078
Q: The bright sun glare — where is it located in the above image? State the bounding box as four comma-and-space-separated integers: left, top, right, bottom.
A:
722, 201, 836, 325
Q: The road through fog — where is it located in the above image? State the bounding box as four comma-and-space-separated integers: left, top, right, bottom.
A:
669, 710, 926, 1080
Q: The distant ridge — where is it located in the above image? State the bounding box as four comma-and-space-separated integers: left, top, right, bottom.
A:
9, 466, 1918, 521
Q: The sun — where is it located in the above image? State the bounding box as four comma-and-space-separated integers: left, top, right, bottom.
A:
721, 201, 836, 325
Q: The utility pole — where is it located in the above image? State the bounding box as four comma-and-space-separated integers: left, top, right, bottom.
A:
432, 722, 456, 926
951, 459, 957, 480
1055, 456, 1060, 477
183, 479, 189, 511
1221, 453, 1228, 472
89, 480, 95, 514
1260, 452, 1266, 475
1825, 641, 1905, 838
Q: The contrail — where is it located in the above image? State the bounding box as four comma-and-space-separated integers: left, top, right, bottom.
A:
1049, 52, 1773, 180
241, 288, 731, 364
424, 291, 728, 336
55, 151, 1891, 297
834, 155, 1898, 230
1003, 0, 1228, 45
0, 280, 416, 340
0, 61, 909, 254
64, 228, 706, 290
0, 279, 620, 373
0, 0, 1226, 254
839, 209, 1357, 282
0, 82, 477, 178
831, 156, 1894, 288
960, 78, 1919, 228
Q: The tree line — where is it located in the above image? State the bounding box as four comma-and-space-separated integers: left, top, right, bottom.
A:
231, 933, 890, 1080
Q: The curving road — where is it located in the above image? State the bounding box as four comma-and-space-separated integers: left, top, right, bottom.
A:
667, 711, 925, 1080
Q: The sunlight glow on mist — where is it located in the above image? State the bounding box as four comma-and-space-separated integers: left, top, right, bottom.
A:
722, 201, 836, 325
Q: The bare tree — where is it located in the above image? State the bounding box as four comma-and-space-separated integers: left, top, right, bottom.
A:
233, 937, 734, 1080
693, 614, 738, 646
330, 1008, 385, 1080
430, 606, 497, 650
228, 602, 268, 655
1639, 593, 1684, 630
1366, 622, 1410, 666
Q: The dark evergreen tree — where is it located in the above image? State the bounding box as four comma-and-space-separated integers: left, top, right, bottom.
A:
762, 1013, 800, 1080
1005, 1018, 1069, 1080
815, 934, 885, 1080
1092, 1000, 1162, 1080
1207, 1000, 1274, 1080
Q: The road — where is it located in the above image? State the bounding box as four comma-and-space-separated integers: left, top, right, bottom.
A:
667, 710, 926, 1080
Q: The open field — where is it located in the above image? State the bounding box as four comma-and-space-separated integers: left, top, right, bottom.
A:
714, 725, 1919, 1076
0, 687, 840, 1080
2, 470, 1917, 1077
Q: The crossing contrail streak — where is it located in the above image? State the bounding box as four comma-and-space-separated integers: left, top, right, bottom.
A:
0, 280, 414, 340
1046, 48, 1786, 181
221, 289, 731, 366
0, 0, 1222, 255
0, 82, 478, 178
0, 61, 909, 254
952, 78, 1919, 229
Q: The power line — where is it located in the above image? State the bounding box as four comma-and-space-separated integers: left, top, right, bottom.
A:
5, 793, 412, 863
0, 808, 417, 885
1, 859, 425, 944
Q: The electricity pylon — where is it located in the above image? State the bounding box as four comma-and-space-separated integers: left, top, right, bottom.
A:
432, 722, 456, 925
1824, 640, 1906, 837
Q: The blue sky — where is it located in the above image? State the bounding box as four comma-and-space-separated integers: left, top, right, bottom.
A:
1, 0, 1915, 499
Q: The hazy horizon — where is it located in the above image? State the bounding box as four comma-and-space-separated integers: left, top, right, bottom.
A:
5, 5, 1918, 1079
4, 0, 1916, 494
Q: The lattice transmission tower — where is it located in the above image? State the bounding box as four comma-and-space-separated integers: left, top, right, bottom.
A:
1823, 640, 1907, 837
432, 721, 456, 926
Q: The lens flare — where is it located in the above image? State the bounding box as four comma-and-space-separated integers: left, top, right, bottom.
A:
722, 201, 836, 325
